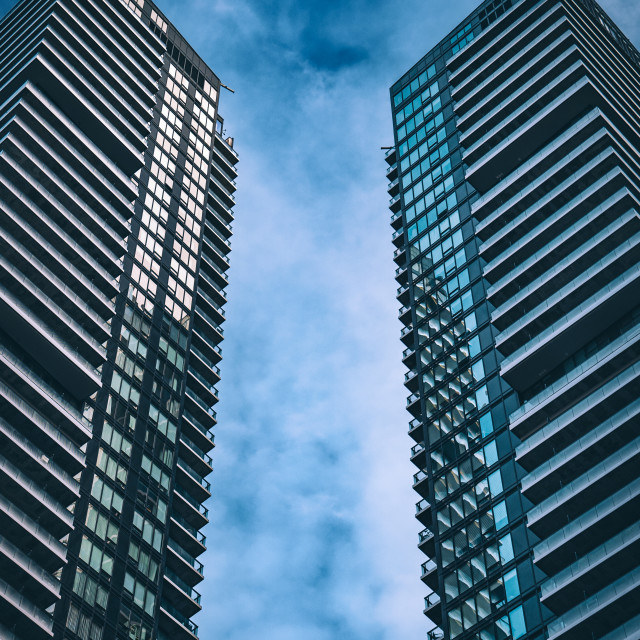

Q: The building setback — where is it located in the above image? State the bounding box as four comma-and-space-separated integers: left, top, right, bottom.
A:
0, 1, 237, 639
387, 1, 640, 639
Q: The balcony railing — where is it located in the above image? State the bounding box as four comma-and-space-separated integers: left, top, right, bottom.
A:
189, 367, 219, 397
413, 469, 427, 485
427, 628, 444, 640
180, 432, 213, 466
424, 593, 441, 609
183, 409, 214, 439
419, 530, 435, 546
172, 512, 207, 547
194, 304, 224, 339
405, 369, 417, 383
407, 392, 420, 407
162, 600, 199, 637
416, 498, 429, 514
185, 387, 214, 415
197, 287, 226, 319
190, 343, 221, 372
411, 443, 425, 457
178, 458, 211, 493
169, 537, 204, 576
166, 567, 202, 605
174, 484, 209, 519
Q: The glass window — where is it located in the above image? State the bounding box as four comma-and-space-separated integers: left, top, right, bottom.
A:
504, 568, 520, 601
488, 470, 503, 497
493, 500, 509, 531
509, 605, 527, 639
480, 411, 493, 438
484, 440, 498, 466
498, 533, 515, 564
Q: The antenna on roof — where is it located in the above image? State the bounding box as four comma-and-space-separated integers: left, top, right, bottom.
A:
221, 83, 235, 93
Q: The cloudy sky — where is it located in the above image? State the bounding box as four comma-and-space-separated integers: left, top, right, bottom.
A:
153, 2, 639, 639
2, 0, 638, 638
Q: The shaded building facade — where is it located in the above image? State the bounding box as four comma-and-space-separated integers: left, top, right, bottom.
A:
0, 1, 236, 639
387, 0, 640, 639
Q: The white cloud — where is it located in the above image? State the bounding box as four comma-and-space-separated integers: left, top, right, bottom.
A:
154, 0, 640, 638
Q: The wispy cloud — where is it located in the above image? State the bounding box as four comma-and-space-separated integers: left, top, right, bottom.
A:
152, 0, 640, 638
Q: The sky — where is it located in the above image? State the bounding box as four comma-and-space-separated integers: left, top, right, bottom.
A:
162, 2, 639, 639
1, 0, 638, 638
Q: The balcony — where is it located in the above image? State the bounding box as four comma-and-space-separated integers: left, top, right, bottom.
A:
197, 269, 227, 307
181, 410, 215, 456
170, 514, 206, 558
196, 288, 225, 326
388, 176, 400, 197
0, 424, 79, 505
424, 592, 442, 626
198, 249, 228, 290
209, 174, 235, 208
179, 433, 213, 478
389, 193, 402, 213
173, 485, 209, 530
189, 342, 222, 379
402, 346, 416, 368
163, 570, 201, 619
396, 283, 410, 306
392, 227, 404, 247
406, 392, 421, 418
176, 458, 211, 504
167, 537, 204, 585
184, 387, 216, 431
387, 162, 398, 182
409, 418, 424, 443
187, 369, 218, 409
390, 210, 403, 230
214, 131, 239, 164
395, 264, 408, 284
404, 368, 419, 392
393, 245, 407, 265
160, 602, 198, 640
427, 627, 445, 640
200, 235, 230, 273
398, 304, 412, 326
194, 305, 224, 346
385, 147, 397, 165
410, 442, 426, 468
0, 455, 74, 539
413, 469, 429, 498
191, 330, 223, 366
421, 557, 438, 590
415, 498, 432, 527
419, 528, 436, 560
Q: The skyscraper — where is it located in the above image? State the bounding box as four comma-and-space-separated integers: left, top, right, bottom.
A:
0, 1, 236, 639
387, 1, 640, 639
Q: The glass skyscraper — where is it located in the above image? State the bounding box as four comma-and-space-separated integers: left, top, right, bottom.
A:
0, 1, 236, 639
387, 1, 640, 639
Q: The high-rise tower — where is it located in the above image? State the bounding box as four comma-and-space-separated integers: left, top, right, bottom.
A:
0, 1, 237, 639
387, 1, 640, 639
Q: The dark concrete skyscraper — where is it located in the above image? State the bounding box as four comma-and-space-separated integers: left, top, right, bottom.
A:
387, 1, 640, 639
0, 1, 236, 639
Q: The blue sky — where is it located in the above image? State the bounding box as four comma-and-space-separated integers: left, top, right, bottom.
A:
2, 0, 638, 638
166, 2, 640, 639
159, 1, 640, 638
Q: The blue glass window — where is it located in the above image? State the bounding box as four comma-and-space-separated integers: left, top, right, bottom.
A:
493, 500, 509, 531
504, 568, 519, 602
509, 605, 527, 639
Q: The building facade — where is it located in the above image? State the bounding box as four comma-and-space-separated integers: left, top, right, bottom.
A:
0, 1, 236, 639
387, 1, 640, 639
